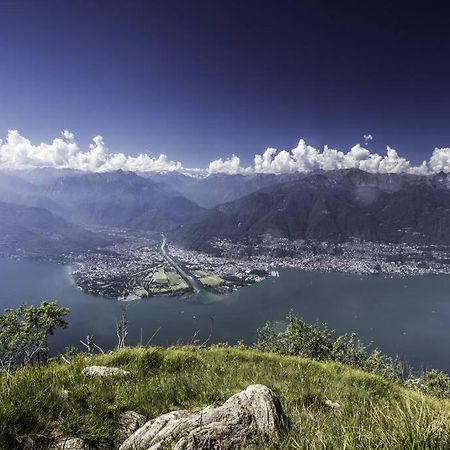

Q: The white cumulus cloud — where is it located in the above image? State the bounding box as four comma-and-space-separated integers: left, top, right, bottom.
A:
207, 154, 250, 175
428, 147, 450, 173
1, 130, 450, 176
207, 139, 450, 175
251, 140, 418, 175
0, 130, 183, 172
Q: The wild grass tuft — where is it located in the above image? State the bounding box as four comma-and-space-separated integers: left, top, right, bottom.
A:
0, 346, 449, 448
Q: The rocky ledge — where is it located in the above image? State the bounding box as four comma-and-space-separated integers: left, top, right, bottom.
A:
120, 384, 289, 450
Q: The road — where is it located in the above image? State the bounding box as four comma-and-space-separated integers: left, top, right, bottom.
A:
160, 236, 202, 293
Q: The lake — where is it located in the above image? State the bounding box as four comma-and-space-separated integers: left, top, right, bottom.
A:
0, 258, 449, 373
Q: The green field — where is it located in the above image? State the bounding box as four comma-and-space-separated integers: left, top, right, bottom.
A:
147, 268, 189, 295
199, 274, 225, 287
194, 270, 225, 287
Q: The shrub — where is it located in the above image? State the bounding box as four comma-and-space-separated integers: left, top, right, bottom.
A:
407, 369, 450, 398
255, 311, 333, 361
255, 311, 403, 382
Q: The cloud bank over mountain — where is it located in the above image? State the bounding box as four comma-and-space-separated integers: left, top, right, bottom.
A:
208, 140, 449, 175
1, 130, 449, 175
0, 130, 182, 173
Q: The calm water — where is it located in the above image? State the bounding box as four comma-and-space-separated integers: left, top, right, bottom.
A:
0, 258, 449, 373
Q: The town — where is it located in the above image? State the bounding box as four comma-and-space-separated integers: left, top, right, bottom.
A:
67, 230, 450, 300
70, 233, 269, 300
209, 235, 450, 277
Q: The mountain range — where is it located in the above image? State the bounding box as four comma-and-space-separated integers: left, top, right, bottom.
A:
141, 171, 288, 207
174, 169, 450, 250
0, 201, 112, 257
1, 168, 450, 257
0, 170, 204, 231
44, 170, 204, 230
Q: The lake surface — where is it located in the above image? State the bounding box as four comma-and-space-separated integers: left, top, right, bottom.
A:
0, 258, 449, 373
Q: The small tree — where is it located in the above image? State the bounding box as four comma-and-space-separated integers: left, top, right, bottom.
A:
255, 311, 334, 360
0, 301, 69, 373
23, 301, 69, 364
0, 307, 36, 373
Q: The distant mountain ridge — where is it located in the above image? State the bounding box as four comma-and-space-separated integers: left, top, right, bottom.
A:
3, 168, 450, 253
175, 169, 450, 249
142, 171, 306, 207
0, 201, 112, 257
44, 170, 205, 231
0, 169, 206, 257
0, 169, 205, 232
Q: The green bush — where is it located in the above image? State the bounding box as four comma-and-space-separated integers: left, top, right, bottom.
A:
421, 369, 450, 398
255, 312, 334, 360
255, 311, 403, 382
406, 369, 450, 398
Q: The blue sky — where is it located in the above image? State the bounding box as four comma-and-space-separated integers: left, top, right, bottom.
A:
1, 0, 450, 170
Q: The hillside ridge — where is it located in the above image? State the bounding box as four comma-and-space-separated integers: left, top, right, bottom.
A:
1, 346, 449, 449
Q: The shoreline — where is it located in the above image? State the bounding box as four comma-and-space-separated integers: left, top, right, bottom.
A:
68, 257, 449, 301
2, 235, 450, 301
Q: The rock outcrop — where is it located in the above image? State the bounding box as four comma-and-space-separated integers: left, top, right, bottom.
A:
120, 384, 289, 450
81, 365, 130, 377
117, 411, 147, 444
50, 436, 87, 450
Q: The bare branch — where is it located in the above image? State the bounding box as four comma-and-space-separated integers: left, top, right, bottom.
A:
146, 326, 162, 346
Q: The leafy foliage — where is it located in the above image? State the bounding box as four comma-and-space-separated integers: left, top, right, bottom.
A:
0, 301, 69, 373
255, 311, 450, 400
406, 369, 450, 399
255, 311, 403, 381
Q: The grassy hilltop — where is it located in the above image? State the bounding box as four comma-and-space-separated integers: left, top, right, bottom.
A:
1, 346, 449, 449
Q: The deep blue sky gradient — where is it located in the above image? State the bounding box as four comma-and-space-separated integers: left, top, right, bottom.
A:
1, 0, 450, 166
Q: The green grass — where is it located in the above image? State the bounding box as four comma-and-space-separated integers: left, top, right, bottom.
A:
0, 346, 449, 449
199, 274, 225, 287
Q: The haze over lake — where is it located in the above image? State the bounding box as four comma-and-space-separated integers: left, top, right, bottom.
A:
1, 257, 449, 373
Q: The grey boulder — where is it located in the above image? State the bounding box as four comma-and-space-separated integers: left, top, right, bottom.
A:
50, 436, 87, 450
120, 384, 289, 450
81, 365, 130, 377
117, 410, 147, 443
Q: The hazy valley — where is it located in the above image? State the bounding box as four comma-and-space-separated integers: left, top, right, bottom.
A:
0, 167, 449, 300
